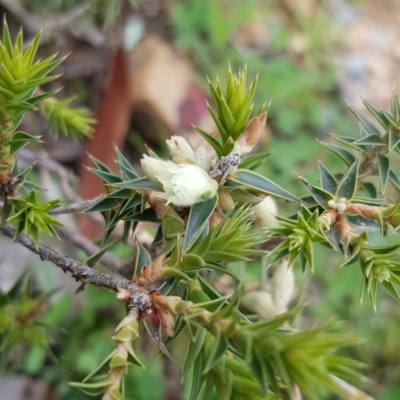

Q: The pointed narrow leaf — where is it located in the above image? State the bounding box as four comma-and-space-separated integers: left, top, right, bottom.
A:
184, 197, 218, 252
215, 368, 233, 400
335, 159, 360, 199
362, 242, 400, 254
82, 354, 114, 383
2, 17, 14, 57
134, 239, 151, 277
119, 193, 142, 214
245, 307, 301, 336
318, 161, 337, 194
125, 208, 159, 222
203, 333, 228, 374
239, 152, 272, 171
198, 276, 223, 301
193, 297, 229, 313
202, 372, 215, 400
115, 177, 162, 191
193, 125, 223, 157
298, 176, 334, 207
388, 129, 400, 152
348, 104, 380, 135
392, 91, 400, 120
180, 254, 206, 271
377, 154, 389, 192
229, 169, 301, 203
84, 241, 116, 267
354, 133, 384, 146
318, 141, 356, 165
85, 197, 119, 212
249, 348, 267, 395
88, 168, 121, 184
114, 147, 137, 176
105, 188, 135, 199
207, 103, 229, 141
381, 109, 396, 127
190, 224, 211, 257
360, 182, 377, 198
125, 341, 145, 368
361, 98, 389, 129
183, 327, 206, 380
5, 131, 43, 157
389, 170, 400, 190
382, 281, 400, 302
332, 134, 358, 147
89, 155, 113, 172
69, 377, 114, 396
189, 352, 205, 400
211, 283, 243, 321
202, 262, 238, 277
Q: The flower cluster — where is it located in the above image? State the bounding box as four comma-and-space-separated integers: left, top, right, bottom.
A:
142, 154, 218, 207
141, 111, 266, 208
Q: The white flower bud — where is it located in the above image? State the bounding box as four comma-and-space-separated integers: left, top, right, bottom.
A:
141, 155, 164, 184
327, 199, 336, 209
234, 112, 267, 155
166, 136, 196, 164
241, 290, 278, 320
218, 191, 234, 210
156, 162, 218, 206
254, 196, 278, 228
195, 144, 216, 171
269, 258, 295, 312
336, 202, 347, 213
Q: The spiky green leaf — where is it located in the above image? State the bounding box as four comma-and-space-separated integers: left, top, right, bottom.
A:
184, 197, 218, 252
229, 169, 301, 203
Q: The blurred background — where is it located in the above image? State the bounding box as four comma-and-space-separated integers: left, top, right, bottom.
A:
1, 0, 400, 399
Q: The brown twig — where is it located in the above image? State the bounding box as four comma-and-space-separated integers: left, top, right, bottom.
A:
49, 195, 103, 215
1, 223, 151, 311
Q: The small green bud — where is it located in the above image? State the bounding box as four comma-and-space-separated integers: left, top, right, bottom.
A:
374, 261, 391, 282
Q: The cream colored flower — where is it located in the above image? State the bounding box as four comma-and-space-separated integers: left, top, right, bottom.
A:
141, 155, 164, 185
254, 196, 278, 228
194, 144, 216, 171
141, 155, 218, 207
166, 135, 196, 164
157, 162, 218, 206
268, 258, 295, 312
241, 290, 278, 320
166, 135, 217, 172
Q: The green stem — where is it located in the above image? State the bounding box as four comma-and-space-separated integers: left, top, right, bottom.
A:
260, 256, 269, 291
238, 261, 246, 281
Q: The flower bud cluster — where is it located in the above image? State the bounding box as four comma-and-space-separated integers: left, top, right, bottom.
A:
362, 251, 392, 283
254, 195, 278, 229
327, 197, 347, 213
288, 228, 307, 251
141, 134, 219, 208
233, 112, 267, 156
134, 254, 166, 287
151, 292, 176, 337
141, 155, 218, 207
